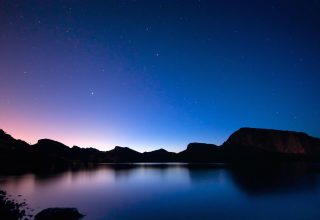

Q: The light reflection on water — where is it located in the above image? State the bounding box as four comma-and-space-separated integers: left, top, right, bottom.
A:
1, 163, 320, 220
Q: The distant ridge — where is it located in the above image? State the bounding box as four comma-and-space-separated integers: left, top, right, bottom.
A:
1, 127, 320, 173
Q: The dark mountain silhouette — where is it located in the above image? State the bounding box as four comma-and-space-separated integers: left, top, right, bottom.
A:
222, 128, 320, 161
178, 143, 224, 162
34, 139, 70, 153
71, 146, 106, 163
0, 129, 29, 151
142, 148, 177, 162
105, 146, 141, 162
1, 127, 320, 173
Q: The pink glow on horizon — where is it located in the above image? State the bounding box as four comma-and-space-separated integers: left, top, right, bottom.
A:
0, 109, 118, 150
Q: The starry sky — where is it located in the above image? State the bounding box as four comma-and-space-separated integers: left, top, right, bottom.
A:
0, 0, 320, 152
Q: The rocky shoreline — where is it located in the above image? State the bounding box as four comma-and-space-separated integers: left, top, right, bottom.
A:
0, 190, 84, 220
0, 190, 32, 219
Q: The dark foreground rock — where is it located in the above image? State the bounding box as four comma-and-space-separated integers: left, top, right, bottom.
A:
34, 208, 84, 220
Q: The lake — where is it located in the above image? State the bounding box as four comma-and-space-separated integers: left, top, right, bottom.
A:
1, 163, 320, 220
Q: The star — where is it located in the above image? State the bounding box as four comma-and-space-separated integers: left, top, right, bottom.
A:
155, 53, 159, 57
90, 91, 94, 95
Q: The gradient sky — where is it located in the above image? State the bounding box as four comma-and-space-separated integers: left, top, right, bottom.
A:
1, 0, 320, 152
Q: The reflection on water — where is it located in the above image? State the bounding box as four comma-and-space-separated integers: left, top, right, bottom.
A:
1, 163, 320, 220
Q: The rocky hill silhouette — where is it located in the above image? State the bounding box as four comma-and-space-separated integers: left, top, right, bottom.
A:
1, 127, 320, 173
223, 128, 320, 161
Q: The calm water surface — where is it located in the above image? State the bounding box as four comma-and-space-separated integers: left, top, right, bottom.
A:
1, 163, 320, 220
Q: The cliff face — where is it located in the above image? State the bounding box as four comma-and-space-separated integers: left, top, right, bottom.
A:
223, 128, 320, 156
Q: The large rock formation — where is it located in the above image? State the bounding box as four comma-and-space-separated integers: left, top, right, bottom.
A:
223, 128, 320, 159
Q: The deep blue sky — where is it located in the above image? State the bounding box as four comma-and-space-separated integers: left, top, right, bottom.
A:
1, 0, 320, 152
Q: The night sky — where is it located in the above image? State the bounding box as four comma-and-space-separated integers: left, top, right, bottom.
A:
1, 0, 319, 152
